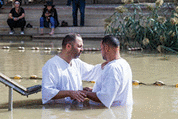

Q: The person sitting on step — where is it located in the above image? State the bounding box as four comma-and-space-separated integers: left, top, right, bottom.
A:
7, 0, 26, 35
40, 1, 59, 35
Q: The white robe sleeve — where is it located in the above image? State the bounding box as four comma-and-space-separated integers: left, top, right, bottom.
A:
82, 64, 102, 81
96, 66, 121, 108
74, 59, 95, 81
42, 63, 60, 104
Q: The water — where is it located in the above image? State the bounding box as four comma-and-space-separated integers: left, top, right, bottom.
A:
0, 40, 178, 119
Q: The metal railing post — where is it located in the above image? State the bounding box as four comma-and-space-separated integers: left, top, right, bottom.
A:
8, 87, 13, 111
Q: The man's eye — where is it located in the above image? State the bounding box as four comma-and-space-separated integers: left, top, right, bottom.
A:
78, 45, 82, 48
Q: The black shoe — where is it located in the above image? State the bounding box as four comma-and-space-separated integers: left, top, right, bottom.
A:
73, 25, 78, 27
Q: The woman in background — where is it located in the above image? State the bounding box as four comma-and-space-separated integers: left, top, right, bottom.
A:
7, 0, 26, 35
40, 1, 59, 35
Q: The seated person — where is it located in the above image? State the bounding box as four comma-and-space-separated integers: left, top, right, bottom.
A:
82, 35, 133, 108
40, 1, 59, 35
7, 0, 26, 35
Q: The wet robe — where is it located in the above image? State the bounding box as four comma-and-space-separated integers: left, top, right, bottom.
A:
42, 55, 93, 104
86, 58, 133, 108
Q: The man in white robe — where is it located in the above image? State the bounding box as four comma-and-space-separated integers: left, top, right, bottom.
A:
82, 35, 133, 108
42, 33, 93, 104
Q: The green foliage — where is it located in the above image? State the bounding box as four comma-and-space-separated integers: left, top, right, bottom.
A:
104, 2, 178, 53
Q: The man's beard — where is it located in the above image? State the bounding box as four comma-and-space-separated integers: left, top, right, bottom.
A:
102, 56, 106, 60
74, 52, 81, 58
71, 47, 82, 59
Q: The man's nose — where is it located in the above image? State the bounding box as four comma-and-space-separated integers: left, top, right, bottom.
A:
80, 47, 83, 52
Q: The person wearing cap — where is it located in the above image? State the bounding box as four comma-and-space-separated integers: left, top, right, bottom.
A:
81, 35, 133, 108
67, 0, 85, 26
7, 0, 26, 35
40, 1, 59, 35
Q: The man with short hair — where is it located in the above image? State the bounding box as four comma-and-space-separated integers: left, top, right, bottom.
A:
82, 35, 133, 108
42, 33, 93, 104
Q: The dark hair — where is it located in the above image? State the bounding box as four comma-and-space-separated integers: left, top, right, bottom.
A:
62, 33, 81, 49
14, 0, 22, 12
44, 1, 55, 7
14, 0, 21, 5
102, 35, 120, 47
14, 0, 20, 3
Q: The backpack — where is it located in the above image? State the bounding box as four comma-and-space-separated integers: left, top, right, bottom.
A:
61, 20, 68, 27
26, 23, 33, 28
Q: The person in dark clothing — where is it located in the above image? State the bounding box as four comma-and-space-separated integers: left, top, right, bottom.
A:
7, 0, 26, 35
67, 0, 85, 26
0, 0, 4, 8
40, 1, 59, 35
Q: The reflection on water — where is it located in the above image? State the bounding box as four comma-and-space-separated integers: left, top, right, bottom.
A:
0, 41, 178, 119
42, 103, 132, 119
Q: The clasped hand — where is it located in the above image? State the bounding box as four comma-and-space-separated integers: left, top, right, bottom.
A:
45, 13, 51, 17
13, 17, 19, 21
69, 90, 87, 102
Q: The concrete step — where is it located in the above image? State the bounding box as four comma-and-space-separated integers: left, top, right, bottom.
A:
3, 0, 175, 5
53, 0, 95, 5
0, 34, 32, 41
0, 18, 105, 27
0, 26, 105, 34
44, 26, 105, 34
0, 6, 115, 14
0, 3, 174, 14
0, 33, 104, 41
0, 4, 173, 20
0, 11, 106, 21
0, 27, 38, 34
32, 33, 105, 40
0, 7, 136, 15
0, 5, 117, 13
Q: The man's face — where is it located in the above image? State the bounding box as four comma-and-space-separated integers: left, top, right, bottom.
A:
100, 42, 106, 60
71, 37, 83, 58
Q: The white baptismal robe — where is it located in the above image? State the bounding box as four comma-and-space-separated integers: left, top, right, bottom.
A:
90, 58, 133, 108
42, 55, 93, 104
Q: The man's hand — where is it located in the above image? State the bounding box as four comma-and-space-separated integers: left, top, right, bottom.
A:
45, 13, 51, 17
79, 90, 101, 103
69, 91, 87, 102
83, 87, 92, 92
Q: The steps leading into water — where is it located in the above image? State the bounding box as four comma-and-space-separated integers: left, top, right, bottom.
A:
0, 3, 175, 41
0, 5, 113, 40
0, 26, 105, 40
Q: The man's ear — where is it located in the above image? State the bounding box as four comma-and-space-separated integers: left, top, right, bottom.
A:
105, 45, 110, 52
66, 43, 72, 51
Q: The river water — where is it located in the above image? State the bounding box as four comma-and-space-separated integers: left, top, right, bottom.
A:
0, 40, 178, 119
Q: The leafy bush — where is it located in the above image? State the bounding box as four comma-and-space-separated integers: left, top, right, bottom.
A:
104, 0, 178, 53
